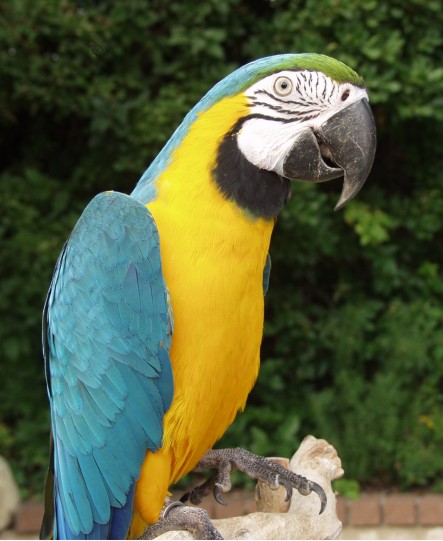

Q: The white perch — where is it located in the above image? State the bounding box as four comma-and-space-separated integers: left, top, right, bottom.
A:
154, 435, 344, 540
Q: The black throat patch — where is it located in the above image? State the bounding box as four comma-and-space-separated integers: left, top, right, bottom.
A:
212, 120, 291, 220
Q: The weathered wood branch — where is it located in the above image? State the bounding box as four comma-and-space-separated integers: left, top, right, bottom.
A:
154, 435, 344, 540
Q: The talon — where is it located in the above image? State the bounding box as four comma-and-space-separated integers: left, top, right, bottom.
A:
213, 483, 227, 506
161, 500, 185, 519
310, 481, 327, 515
280, 479, 293, 502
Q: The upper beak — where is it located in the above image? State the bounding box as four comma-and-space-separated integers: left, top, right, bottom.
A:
282, 98, 376, 210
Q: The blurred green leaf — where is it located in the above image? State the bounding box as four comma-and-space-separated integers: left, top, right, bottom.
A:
333, 479, 361, 500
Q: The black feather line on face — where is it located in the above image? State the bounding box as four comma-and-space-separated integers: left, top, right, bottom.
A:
212, 118, 291, 220
251, 101, 318, 119
254, 89, 315, 108
241, 112, 297, 124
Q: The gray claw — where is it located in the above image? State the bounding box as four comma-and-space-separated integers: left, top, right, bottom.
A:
213, 483, 227, 506
280, 479, 293, 502
162, 500, 185, 518
309, 481, 327, 515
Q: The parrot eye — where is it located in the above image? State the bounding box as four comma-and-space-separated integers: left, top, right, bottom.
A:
274, 76, 293, 96
341, 89, 350, 101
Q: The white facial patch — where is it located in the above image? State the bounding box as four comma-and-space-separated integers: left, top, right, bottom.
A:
236, 70, 368, 176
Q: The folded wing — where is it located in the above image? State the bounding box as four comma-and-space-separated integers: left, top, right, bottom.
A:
42, 192, 173, 539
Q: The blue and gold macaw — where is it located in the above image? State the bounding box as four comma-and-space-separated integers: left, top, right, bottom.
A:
41, 54, 376, 540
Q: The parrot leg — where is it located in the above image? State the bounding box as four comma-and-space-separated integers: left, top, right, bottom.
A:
139, 501, 223, 540
182, 447, 327, 514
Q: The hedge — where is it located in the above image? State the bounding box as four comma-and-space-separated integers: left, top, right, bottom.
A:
1, 0, 443, 497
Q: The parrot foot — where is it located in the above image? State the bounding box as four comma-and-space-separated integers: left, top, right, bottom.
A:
183, 447, 327, 514
180, 473, 219, 506
140, 501, 223, 540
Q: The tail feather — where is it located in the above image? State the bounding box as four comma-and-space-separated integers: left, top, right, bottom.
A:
46, 470, 136, 539
40, 434, 55, 540
109, 484, 135, 539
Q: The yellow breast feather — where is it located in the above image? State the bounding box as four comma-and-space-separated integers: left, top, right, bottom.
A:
132, 93, 275, 534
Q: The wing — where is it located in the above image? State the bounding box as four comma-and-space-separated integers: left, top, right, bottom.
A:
42, 191, 173, 539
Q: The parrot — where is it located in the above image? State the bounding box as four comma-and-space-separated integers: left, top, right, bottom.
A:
40, 53, 376, 540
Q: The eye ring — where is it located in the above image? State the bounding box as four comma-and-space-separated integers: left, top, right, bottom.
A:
274, 76, 293, 96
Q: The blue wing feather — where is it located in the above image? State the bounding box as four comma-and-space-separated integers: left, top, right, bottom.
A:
43, 191, 173, 539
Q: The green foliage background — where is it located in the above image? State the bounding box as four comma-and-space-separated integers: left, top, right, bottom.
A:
1, 0, 443, 497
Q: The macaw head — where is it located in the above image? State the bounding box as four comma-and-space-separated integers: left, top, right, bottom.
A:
230, 54, 376, 211
134, 54, 376, 218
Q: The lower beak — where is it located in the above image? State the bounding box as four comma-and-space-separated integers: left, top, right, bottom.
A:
282, 98, 376, 210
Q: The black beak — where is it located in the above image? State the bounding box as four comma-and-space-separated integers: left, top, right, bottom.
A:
282, 98, 376, 210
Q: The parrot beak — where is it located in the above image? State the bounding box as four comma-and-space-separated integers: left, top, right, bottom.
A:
282, 98, 376, 210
